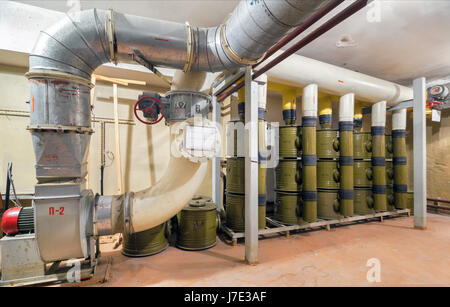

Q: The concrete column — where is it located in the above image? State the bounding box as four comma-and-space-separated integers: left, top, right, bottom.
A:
413, 77, 427, 229
245, 66, 259, 264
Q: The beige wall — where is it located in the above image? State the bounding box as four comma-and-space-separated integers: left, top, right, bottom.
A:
0, 64, 212, 199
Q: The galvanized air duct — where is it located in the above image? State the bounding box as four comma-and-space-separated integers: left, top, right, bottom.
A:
29, 0, 330, 80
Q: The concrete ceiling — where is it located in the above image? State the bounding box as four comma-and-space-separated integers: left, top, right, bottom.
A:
10, 0, 450, 86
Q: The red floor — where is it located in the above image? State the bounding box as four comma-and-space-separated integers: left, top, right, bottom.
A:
98, 214, 450, 287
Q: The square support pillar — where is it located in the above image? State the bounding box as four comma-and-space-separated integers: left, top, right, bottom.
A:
211, 96, 221, 211
245, 66, 259, 264
413, 77, 427, 229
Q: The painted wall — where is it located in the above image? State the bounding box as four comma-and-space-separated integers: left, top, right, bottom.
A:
0, 64, 212, 200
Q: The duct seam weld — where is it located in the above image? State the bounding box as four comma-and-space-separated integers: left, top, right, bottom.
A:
66, 13, 105, 68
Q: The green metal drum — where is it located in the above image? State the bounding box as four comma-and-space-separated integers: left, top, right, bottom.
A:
354, 188, 375, 215
385, 134, 393, 159
354, 160, 372, 188
226, 157, 244, 194
317, 160, 340, 189
386, 161, 394, 186
317, 130, 340, 159
386, 186, 396, 211
317, 190, 343, 220
177, 199, 218, 250
122, 223, 168, 257
225, 193, 266, 232
276, 159, 302, 192
354, 132, 372, 159
275, 191, 301, 225
279, 125, 302, 158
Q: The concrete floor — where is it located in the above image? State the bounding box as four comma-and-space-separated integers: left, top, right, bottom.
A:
98, 214, 450, 287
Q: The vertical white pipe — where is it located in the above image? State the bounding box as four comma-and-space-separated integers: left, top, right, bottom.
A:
302, 84, 318, 117
372, 101, 387, 127
339, 93, 355, 122
392, 109, 407, 131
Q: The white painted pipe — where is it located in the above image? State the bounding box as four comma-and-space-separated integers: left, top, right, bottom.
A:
266, 52, 413, 106
302, 84, 318, 117
131, 130, 208, 233
392, 109, 407, 130
372, 101, 387, 127
339, 93, 355, 122
256, 74, 268, 110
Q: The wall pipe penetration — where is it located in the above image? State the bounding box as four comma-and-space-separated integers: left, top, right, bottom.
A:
26, 0, 332, 238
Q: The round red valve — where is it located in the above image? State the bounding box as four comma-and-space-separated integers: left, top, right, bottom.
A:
134, 96, 165, 125
1, 207, 22, 235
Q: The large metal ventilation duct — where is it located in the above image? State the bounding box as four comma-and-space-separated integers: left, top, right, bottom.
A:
25, 0, 331, 262
29, 0, 330, 78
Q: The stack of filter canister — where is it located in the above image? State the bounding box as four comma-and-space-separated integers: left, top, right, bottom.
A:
392, 109, 408, 210
371, 101, 388, 212
316, 94, 342, 220
353, 104, 375, 214
225, 82, 267, 233
301, 85, 319, 222
385, 132, 396, 210
275, 125, 302, 224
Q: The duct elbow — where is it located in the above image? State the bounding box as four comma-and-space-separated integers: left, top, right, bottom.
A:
29, 9, 111, 80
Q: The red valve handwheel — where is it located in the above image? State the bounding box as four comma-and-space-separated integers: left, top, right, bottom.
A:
134, 96, 165, 125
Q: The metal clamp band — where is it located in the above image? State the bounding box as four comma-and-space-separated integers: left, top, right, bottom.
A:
27, 124, 94, 134
25, 69, 93, 88
372, 157, 386, 166
258, 194, 267, 206
339, 121, 354, 131
339, 189, 354, 200
393, 157, 407, 165
302, 116, 317, 127
392, 129, 406, 138
302, 191, 317, 201
339, 156, 354, 166
105, 9, 117, 64
123, 192, 133, 235
372, 185, 387, 194
283, 109, 296, 120
394, 184, 408, 193
220, 24, 266, 66
319, 114, 332, 124
302, 155, 317, 166
184, 22, 194, 72
371, 126, 386, 136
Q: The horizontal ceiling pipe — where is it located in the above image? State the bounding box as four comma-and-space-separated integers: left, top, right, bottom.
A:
218, 0, 369, 103
267, 52, 413, 105
253, 0, 345, 68
253, 0, 370, 80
